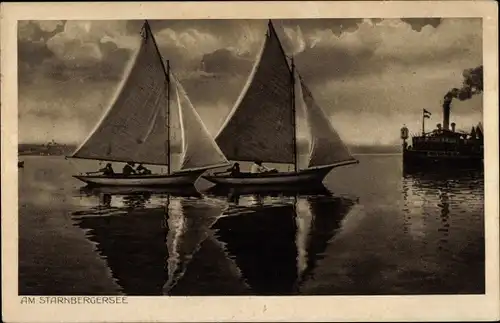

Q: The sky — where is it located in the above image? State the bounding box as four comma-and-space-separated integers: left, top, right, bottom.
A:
18, 18, 483, 145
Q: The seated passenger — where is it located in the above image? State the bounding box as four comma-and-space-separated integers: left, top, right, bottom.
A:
214, 162, 241, 176
87, 163, 115, 176
251, 160, 277, 174
227, 162, 241, 176
122, 162, 137, 176
136, 163, 152, 175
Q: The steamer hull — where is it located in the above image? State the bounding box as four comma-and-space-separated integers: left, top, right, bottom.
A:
403, 149, 483, 169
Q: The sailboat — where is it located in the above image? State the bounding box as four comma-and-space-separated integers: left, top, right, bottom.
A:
69, 21, 229, 187
203, 20, 358, 187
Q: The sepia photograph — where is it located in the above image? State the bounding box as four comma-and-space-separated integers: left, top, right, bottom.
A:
2, 1, 498, 322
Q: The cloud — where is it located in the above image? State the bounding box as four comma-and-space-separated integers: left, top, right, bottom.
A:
283, 25, 306, 55
180, 72, 247, 109
280, 18, 481, 87
19, 21, 138, 85
18, 20, 65, 42
18, 18, 482, 145
400, 18, 442, 32
153, 20, 265, 71
281, 18, 364, 36
37, 21, 64, 33
47, 34, 103, 64
151, 19, 265, 54
200, 48, 253, 75
156, 27, 221, 57
44, 20, 140, 67
374, 18, 481, 64
18, 39, 55, 66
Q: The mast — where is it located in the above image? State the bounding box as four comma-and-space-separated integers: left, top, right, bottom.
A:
144, 20, 172, 173
291, 57, 298, 173
166, 60, 171, 175
268, 19, 298, 171
422, 111, 425, 136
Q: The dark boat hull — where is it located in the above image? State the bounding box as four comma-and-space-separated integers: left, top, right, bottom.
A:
402, 149, 483, 170
73, 169, 206, 187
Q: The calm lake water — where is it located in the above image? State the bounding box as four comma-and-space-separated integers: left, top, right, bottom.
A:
18, 155, 484, 295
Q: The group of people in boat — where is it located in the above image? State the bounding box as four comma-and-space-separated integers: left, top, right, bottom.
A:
87, 162, 153, 177
220, 160, 278, 177
88, 160, 277, 178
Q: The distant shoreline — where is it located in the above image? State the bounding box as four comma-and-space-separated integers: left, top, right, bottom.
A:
18, 143, 402, 156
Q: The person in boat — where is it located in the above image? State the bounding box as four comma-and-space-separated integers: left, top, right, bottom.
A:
214, 162, 241, 176
227, 162, 241, 176
122, 162, 137, 176
86, 163, 115, 176
136, 163, 152, 175
251, 160, 277, 174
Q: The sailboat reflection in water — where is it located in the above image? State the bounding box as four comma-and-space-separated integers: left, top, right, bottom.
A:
72, 183, 357, 295
208, 191, 357, 295
163, 188, 358, 296
72, 189, 222, 296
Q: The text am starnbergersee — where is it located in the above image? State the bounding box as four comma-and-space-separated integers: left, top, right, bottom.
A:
20, 296, 128, 305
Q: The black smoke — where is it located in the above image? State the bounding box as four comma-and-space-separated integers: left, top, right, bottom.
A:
442, 65, 483, 130
444, 65, 483, 102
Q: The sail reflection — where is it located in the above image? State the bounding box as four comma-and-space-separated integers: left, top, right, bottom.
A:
162, 196, 223, 294
203, 187, 357, 295
71, 189, 222, 296
71, 184, 358, 295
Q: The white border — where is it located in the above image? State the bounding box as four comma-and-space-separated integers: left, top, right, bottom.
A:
1, 2, 498, 322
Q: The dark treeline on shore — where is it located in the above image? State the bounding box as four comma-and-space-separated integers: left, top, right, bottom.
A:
19, 143, 76, 156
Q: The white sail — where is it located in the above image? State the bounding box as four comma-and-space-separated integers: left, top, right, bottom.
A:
298, 74, 357, 169
215, 21, 295, 164
72, 24, 169, 165
171, 74, 230, 172
72, 22, 228, 171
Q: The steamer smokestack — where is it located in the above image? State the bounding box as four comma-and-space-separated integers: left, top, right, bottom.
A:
442, 94, 453, 130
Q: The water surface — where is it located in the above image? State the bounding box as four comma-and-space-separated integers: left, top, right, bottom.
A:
18, 154, 484, 295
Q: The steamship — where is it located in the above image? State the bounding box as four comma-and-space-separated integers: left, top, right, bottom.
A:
400, 95, 483, 170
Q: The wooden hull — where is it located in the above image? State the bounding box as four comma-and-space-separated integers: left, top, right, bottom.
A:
202, 166, 334, 187
73, 170, 205, 187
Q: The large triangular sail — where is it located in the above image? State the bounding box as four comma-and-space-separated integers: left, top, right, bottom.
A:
215, 20, 356, 171
215, 21, 295, 164
297, 74, 357, 169
71, 23, 169, 165
171, 74, 230, 172
71, 21, 229, 172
